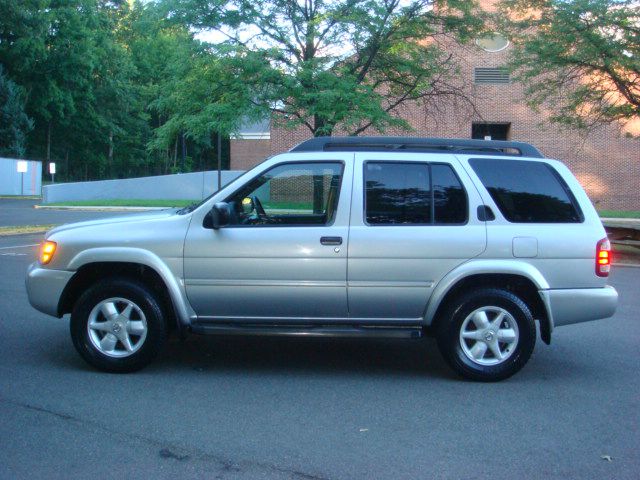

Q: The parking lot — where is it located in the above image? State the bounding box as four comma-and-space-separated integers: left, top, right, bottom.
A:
0, 209, 638, 479
0, 197, 151, 227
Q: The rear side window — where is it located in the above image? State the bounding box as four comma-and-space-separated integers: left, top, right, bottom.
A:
432, 164, 467, 224
364, 162, 467, 225
469, 159, 582, 223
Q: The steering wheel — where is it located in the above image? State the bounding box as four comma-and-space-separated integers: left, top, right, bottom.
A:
252, 195, 267, 216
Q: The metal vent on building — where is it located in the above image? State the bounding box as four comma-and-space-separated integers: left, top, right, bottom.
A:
474, 67, 510, 85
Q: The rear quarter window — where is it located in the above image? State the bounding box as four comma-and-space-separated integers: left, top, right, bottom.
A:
469, 159, 583, 223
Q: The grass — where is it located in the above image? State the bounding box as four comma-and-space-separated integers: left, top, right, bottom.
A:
598, 210, 640, 219
46, 199, 315, 210
0, 224, 55, 236
263, 201, 313, 210
46, 199, 196, 208
33, 199, 640, 219
0, 195, 42, 200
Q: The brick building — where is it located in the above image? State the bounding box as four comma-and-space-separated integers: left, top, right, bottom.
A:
229, 4, 639, 211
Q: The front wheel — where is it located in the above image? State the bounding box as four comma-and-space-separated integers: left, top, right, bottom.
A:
70, 278, 167, 372
436, 288, 536, 382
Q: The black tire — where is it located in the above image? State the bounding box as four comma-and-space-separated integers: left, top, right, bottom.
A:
436, 288, 536, 382
70, 278, 167, 373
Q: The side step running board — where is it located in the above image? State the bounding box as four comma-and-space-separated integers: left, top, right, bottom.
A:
190, 323, 423, 339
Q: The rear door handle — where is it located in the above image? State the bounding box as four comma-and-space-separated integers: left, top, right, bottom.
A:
320, 236, 342, 246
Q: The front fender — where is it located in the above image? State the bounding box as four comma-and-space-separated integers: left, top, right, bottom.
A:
67, 247, 194, 327
423, 259, 551, 325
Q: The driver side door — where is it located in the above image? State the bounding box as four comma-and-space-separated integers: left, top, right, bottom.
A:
183, 155, 353, 322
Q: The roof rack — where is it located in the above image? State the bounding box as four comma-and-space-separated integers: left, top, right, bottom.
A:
290, 136, 544, 158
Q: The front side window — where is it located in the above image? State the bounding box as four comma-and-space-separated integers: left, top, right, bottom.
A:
224, 162, 343, 226
469, 158, 583, 223
365, 162, 467, 225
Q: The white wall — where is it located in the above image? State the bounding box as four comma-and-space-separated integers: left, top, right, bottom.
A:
0, 158, 42, 196
42, 170, 244, 203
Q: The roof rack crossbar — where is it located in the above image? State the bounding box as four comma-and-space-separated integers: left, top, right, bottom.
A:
290, 136, 544, 158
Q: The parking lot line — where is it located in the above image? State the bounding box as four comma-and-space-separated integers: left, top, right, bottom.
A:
0, 244, 39, 250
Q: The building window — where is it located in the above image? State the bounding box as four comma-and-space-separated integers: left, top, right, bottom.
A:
475, 33, 510, 53
474, 67, 510, 85
472, 123, 511, 141
234, 117, 271, 140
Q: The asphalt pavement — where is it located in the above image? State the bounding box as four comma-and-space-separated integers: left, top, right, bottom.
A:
0, 198, 151, 227
0, 234, 638, 479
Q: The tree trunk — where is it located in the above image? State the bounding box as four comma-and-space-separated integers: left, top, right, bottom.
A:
173, 137, 178, 170
46, 121, 51, 163
181, 133, 186, 171
108, 131, 114, 177
313, 115, 333, 137
217, 131, 222, 192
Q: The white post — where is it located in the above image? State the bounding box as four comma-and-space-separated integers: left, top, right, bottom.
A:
17, 160, 28, 196
49, 162, 56, 184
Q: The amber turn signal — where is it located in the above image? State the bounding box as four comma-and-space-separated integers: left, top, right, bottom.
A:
40, 241, 57, 265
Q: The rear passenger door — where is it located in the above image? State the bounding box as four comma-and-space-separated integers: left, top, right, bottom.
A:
347, 154, 487, 321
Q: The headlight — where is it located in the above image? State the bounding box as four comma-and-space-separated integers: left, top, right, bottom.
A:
40, 241, 57, 265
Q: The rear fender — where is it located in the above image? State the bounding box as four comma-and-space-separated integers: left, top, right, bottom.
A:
424, 260, 552, 330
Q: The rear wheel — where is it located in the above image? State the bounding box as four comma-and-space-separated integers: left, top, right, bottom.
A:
436, 288, 536, 381
70, 278, 167, 372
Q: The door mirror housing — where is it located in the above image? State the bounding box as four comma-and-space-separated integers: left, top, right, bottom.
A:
210, 202, 231, 229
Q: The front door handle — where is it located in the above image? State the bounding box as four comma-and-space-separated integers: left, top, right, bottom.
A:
320, 236, 342, 246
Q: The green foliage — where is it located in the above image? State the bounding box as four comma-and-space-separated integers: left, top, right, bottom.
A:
0, 65, 33, 157
598, 209, 640, 218
0, 0, 227, 181
165, 0, 485, 136
0, 0, 487, 180
500, 0, 640, 130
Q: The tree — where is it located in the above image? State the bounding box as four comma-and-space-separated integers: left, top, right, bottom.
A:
123, 1, 227, 174
0, 65, 33, 157
164, 0, 484, 137
501, 0, 640, 130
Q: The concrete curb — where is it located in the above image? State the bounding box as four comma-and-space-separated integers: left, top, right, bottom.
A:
0, 225, 55, 236
602, 218, 640, 229
34, 205, 171, 212
601, 218, 640, 223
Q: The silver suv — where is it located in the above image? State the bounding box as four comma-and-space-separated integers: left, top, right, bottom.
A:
26, 137, 618, 381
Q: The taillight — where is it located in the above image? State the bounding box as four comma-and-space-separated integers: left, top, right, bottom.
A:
596, 238, 611, 277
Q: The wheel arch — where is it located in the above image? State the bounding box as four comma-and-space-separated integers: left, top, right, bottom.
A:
60, 248, 193, 329
425, 261, 553, 344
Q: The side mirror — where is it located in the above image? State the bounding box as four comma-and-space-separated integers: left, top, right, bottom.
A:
210, 202, 231, 229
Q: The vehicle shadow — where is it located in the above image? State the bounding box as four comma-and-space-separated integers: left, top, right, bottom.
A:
154, 334, 456, 380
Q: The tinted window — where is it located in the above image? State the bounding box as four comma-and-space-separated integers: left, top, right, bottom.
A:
364, 162, 467, 225
469, 159, 582, 223
225, 162, 343, 226
366, 163, 431, 225
432, 164, 467, 224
